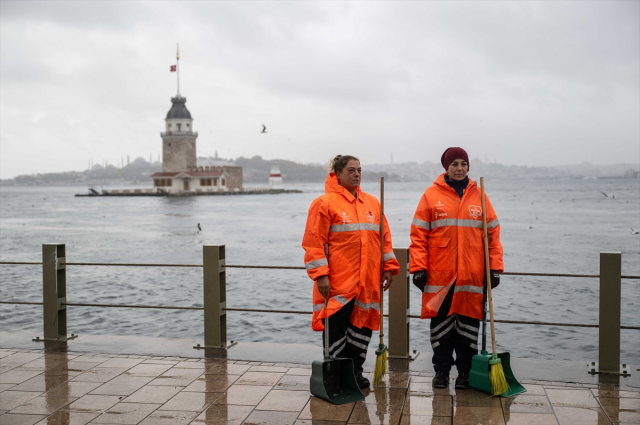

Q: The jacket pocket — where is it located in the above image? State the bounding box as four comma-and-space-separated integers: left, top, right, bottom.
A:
428, 238, 450, 271
467, 242, 485, 272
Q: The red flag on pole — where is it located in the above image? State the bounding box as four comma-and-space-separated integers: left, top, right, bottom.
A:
170, 65, 176, 72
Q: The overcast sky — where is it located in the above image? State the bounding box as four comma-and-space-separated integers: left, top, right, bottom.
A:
1, 1, 638, 179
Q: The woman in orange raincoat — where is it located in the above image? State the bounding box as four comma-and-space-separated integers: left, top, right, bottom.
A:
302, 155, 400, 388
409, 147, 503, 389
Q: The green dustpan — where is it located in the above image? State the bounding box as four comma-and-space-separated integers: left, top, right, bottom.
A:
469, 350, 526, 397
469, 281, 525, 397
310, 300, 364, 405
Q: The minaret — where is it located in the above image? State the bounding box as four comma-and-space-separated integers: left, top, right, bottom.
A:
161, 46, 197, 172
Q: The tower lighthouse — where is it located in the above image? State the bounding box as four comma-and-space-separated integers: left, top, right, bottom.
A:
162, 95, 197, 172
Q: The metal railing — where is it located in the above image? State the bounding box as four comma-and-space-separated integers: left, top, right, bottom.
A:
1, 244, 638, 374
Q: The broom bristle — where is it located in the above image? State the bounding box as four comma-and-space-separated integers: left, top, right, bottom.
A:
489, 363, 509, 396
373, 350, 387, 385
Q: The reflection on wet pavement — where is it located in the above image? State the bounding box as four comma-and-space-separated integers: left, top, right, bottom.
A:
0, 348, 638, 424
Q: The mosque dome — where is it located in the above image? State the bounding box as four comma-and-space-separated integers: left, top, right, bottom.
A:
166, 95, 192, 119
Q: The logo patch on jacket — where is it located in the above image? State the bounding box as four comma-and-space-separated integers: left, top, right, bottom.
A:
365, 211, 375, 223
434, 200, 447, 219
469, 205, 482, 219
342, 212, 353, 223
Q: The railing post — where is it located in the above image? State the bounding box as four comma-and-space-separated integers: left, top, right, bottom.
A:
598, 252, 624, 373
388, 248, 417, 359
36, 243, 75, 342
589, 251, 629, 375
196, 245, 235, 349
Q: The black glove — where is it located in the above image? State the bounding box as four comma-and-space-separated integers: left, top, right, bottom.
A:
412, 270, 427, 292
490, 270, 500, 289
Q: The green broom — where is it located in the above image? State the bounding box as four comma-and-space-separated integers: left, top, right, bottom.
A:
373, 176, 387, 385
480, 177, 509, 396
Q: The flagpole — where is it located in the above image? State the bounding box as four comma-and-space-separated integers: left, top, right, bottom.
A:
176, 44, 180, 95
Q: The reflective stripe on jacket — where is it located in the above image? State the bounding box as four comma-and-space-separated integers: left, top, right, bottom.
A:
303, 173, 400, 332
409, 173, 504, 320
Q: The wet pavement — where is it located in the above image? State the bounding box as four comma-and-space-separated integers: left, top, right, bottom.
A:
1, 344, 639, 425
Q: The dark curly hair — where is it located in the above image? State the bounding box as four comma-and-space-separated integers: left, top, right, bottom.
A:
329, 155, 360, 174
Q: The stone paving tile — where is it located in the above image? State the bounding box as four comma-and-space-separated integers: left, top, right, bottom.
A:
298, 397, 356, 422
137, 409, 199, 425
0, 383, 15, 392
35, 410, 100, 424
454, 389, 502, 408
10, 374, 70, 392
597, 396, 640, 423
95, 358, 144, 369
0, 390, 42, 410
63, 395, 122, 413
519, 384, 546, 396
90, 402, 161, 424
140, 360, 178, 365
69, 356, 111, 364
235, 372, 285, 386
0, 413, 47, 425
295, 420, 348, 425
275, 375, 310, 392
192, 404, 254, 424
0, 369, 42, 384
593, 388, 640, 398
553, 406, 611, 425
0, 353, 43, 367
361, 387, 407, 407
122, 363, 173, 377
371, 372, 411, 389
122, 385, 183, 404
286, 368, 312, 376
212, 384, 271, 406
501, 394, 553, 414
243, 410, 299, 425
399, 416, 450, 425
545, 388, 600, 408
452, 406, 505, 424
347, 400, 403, 424
19, 355, 77, 371
9, 395, 77, 415
171, 361, 208, 369
183, 374, 241, 393
256, 389, 311, 412
89, 376, 153, 396
502, 413, 559, 424
402, 394, 452, 417
205, 363, 251, 375
158, 391, 221, 411
248, 365, 289, 373
147, 368, 204, 386
41, 362, 97, 376
44, 382, 102, 398
71, 368, 129, 383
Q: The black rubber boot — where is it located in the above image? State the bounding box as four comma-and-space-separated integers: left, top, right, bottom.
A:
455, 372, 470, 389
432, 371, 449, 388
356, 375, 370, 388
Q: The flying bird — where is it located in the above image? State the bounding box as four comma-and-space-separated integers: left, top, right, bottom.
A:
261, 124, 267, 134
632, 228, 639, 235
197, 223, 202, 232
600, 192, 615, 199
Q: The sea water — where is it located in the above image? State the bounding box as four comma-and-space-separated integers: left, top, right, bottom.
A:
1, 178, 639, 363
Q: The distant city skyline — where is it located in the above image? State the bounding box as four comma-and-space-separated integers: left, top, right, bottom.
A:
1, 1, 638, 179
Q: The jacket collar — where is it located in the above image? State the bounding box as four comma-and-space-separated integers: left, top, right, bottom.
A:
434, 173, 476, 196
325, 173, 363, 202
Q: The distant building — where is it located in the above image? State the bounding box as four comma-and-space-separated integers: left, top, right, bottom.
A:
151, 94, 243, 194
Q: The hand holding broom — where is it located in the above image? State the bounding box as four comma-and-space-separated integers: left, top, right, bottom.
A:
480, 177, 509, 396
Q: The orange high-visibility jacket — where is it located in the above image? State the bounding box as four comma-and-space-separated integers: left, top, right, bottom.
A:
303, 173, 400, 332
409, 174, 503, 320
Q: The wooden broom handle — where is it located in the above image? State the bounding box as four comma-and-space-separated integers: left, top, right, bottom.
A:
480, 177, 497, 355
379, 177, 385, 340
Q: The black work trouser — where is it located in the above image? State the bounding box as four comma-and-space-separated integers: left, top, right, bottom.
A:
430, 283, 480, 374
322, 298, 373, 378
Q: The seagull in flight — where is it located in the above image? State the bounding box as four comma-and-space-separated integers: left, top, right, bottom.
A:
261, 124, 267, 134
600, 191, 616, 199
632, 228, 639, 235
197, 223, 202, 232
